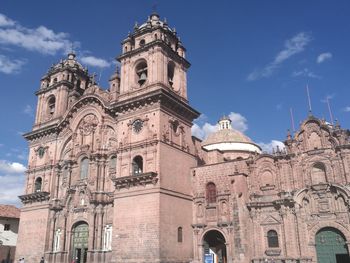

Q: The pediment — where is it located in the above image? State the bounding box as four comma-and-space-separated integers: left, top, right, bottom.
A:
261, 215, 281, 225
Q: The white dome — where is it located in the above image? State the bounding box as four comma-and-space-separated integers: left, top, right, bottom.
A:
201, 117, 261, 154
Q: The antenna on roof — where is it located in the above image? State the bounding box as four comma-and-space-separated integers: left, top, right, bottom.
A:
306, 84, 312, 115
290, 108, 296, 132
326, 96, 334, 125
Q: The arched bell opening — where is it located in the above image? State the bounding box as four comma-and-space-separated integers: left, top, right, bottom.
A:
71, 221, 89, 263
316, 227, 350, 263
34, 177, 42, 192
132, 155, 143, 175
135, 60, 148, 86
202, 230, 227, 263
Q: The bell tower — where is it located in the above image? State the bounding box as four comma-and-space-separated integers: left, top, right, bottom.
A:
117, 12, 189, 102
34, 52, 90, 128
112, 13, 200, 263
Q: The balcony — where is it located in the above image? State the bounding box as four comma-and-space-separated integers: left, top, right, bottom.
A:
112, 172, 158, 190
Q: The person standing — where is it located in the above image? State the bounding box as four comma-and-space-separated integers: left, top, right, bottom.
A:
40, 257, 45, 263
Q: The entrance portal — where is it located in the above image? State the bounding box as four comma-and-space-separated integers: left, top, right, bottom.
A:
203, 230, 227, 263
316, 227, 350, 263
72, 222, 89, 263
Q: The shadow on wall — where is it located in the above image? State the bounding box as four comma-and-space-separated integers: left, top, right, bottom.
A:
0, 246, 15, 263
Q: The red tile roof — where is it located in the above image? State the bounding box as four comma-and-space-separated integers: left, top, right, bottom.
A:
0, 205, 20, 218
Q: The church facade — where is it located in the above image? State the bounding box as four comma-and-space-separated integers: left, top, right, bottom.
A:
16, 13, 350, 263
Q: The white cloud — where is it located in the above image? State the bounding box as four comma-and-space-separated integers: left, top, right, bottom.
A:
0, 16, 75, 55
292, 68, 321, 79
81, 56, 111, 68
0, 160, 26, 174
343, 106, 350, 112
0, 54, 25, 74
248, 32, 312, 81
0, 173, 24, 206
258, 140, 286, 154
0, 13, 15, 27
191, 112, 248, 140
0, 160, 26, 206
23, 104, 34, 116
317, 52, 332, 64
0, 13, 111, 75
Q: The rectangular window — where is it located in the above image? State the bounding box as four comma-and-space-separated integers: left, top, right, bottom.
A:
4, 224, 10, 231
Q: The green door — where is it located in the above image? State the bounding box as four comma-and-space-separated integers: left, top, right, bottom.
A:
72, 222, 89, 263
316, 227, 349, 263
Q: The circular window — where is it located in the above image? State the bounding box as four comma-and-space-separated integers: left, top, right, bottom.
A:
132, 119, 144, 133
139, 39, 145, 47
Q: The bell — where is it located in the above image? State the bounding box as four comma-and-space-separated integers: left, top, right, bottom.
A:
138, 72, 147, 85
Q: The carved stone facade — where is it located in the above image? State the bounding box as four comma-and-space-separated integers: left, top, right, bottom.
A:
16, 12, 350, 263
192, 116, 350, 263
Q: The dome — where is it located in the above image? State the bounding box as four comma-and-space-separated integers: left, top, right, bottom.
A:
201, 117, 261, 154
136, 13, 174, 33
202, 129, 253, 146
46, 52, 86, 76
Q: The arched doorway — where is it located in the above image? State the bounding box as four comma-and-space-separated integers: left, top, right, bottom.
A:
316, 227, 350, 263
71, 222, 89, 263
203, 230, 227, 263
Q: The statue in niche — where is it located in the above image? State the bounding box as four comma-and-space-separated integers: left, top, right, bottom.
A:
197, 204, 204, 217
221, 201, 228, 215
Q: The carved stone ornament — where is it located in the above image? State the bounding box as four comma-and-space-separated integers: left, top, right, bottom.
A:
80, 115, 99, 135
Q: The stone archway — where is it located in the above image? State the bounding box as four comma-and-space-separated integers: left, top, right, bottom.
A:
202, 230, 227, 263
71, 222, 89, 263
316, 227, 350, 263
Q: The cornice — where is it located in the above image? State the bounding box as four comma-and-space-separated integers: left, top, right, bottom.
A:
19, 191, 50, 204
117, 40, 190, 68
35, 80, 74, 96
24, 88, 200, 142
112, 88, 200, 123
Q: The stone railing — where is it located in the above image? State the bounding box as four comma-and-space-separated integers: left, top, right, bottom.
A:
112, 172, 158, 190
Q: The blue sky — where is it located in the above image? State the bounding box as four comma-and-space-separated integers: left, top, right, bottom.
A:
0, 0, 350, 205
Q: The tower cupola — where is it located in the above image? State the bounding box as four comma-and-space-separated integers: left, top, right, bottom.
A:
218, 116, 232, 130
34, 52, 90, 128
117, 13, 190, 101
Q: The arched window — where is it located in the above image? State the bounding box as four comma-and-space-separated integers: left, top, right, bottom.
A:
109, 156, 117, 170
177, 227, 183, 243
311, 162, 326, 185
206, 182, 216, 203
35, 177, 42, 192
80, 157, 89, 179
132, 156, 143, 175
261, 171, 274, 187
48, 96, 56, 116
167, 61, 175, 86
135, 61, 147, 86
267, 230, 279, 248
